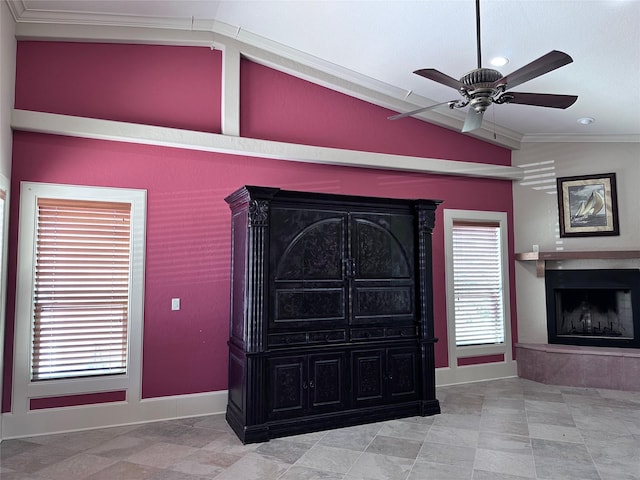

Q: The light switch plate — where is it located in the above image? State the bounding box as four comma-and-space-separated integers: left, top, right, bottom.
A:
171, 298, 180, 311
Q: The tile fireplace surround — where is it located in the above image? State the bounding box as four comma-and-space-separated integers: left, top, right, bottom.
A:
516, 343, 640, 392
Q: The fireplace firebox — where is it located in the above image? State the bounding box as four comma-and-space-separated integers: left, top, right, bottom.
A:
545, 269, 640, 348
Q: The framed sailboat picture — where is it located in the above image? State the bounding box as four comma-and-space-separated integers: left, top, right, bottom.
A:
557, 173, 619, 237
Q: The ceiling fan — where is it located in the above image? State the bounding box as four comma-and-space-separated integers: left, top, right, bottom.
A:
389, 0, 578, 133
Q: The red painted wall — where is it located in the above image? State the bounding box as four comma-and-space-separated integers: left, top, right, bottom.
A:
4, 42, 516, 411
240, 59, 510, 164
15, 42, 222, 133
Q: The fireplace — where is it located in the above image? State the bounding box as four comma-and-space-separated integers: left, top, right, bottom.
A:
545, 269, 640, 348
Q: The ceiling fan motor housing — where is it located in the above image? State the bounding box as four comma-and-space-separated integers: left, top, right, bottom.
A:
461, 68, 502, 86
461, 68, 503, 112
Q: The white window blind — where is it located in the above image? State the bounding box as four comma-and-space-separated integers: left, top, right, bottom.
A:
32, 198, 132, 381
452, 221, 505, 346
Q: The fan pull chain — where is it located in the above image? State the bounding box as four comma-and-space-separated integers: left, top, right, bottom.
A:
492, 103, 497, 139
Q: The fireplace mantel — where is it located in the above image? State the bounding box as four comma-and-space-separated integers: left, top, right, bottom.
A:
515, 250, 640, 277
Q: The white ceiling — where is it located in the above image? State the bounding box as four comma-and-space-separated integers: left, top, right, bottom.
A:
9, 0, 640, 142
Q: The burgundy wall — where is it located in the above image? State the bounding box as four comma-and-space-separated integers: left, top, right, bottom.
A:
15, 42, 222, 133
240, 59, 510, 163
4, 41, 515, 411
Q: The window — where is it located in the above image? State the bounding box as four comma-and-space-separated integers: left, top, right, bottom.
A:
444, 210, 511, 364
32, 198, 132, 381
13, 183, 146, 411
452, 221, 504, 347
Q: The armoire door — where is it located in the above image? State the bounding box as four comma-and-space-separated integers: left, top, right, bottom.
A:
308, 352, 347, 412
351, 348, 385, 407
267, 355, 307, 421
386, 346, 420, 402
267, 351, 346, 420
351, 346, 419, 407
269, 207, 348, 332
349, 212, 416, 328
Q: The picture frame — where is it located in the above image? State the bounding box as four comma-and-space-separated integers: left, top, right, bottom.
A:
557, 173, 619, 237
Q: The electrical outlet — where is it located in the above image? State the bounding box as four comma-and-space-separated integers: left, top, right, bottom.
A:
171, 298, 181, 311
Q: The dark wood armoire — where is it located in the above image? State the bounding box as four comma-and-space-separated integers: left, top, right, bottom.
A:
225, 186, 441, 443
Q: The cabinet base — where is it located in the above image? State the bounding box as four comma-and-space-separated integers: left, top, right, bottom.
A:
226, 399, 441, 444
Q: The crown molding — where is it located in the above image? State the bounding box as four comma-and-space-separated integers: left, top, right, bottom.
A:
11, 5, 523, 150
521, 134, 640, 143
5, 0, 25, 22
8, 1, 191, 29
15, 21, 217, 46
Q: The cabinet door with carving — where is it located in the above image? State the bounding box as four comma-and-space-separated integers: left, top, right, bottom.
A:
351, 347, 419, 407
308, 352, 347, 413
351, 349, 385, 407
267, 355, 307, 421
387, 347, 420, 403
350, 212, 415, 327
270, 207, 348, 331
267, 351, 346, 421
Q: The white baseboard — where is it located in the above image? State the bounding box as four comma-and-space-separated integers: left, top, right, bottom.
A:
1, 390, 228, 440
436, 360, 518, 387
1, 362, 519, 440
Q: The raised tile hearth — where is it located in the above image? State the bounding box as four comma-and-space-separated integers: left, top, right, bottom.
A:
516, 343, 640, 391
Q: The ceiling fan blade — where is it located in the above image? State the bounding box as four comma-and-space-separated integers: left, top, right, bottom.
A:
413, 69, 465, 90
462, 109, 484, 133
491, 50, 574, 91
502, 92, 578, 109
388, 100, 456, 120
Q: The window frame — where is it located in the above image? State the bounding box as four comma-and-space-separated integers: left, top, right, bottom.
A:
0, 175, 10, 435
13, 182, 146, 411
443, 209, 512, 366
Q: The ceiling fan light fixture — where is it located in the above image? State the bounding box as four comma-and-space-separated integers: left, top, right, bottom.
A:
577, 117, 595, 125
490, 56, 509, 67
389, 0, 577, 133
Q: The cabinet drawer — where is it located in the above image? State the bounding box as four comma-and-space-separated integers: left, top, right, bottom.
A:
268, 333, 307, 346
308, 330, 346, 344
268, 330, 347, 347
351, 328, 385, 341
351, 326, 416, 341
385, 326, 417, 338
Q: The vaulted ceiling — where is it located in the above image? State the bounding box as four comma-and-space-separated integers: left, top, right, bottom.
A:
7, 0, 640, 145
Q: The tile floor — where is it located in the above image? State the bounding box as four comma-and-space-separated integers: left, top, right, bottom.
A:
1, 377, 640, 479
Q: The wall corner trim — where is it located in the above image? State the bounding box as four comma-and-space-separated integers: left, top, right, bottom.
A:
11, 109, 525, 181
